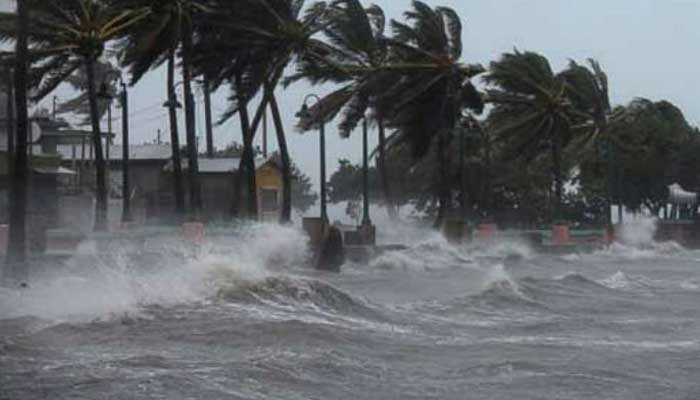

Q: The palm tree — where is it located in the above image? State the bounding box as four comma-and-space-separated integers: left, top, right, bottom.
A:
559, 59, 623, 224
290, 0, 399, 219
376, 1, 484, 227
484, 50, 577, 221
56, 59, 121, 125
0, 0, 146, 232
196, 0, 330, 223
119, 0, 210, 220
5, 0, 29, 280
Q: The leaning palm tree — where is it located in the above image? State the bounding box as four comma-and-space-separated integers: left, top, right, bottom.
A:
119, 0, 211, 220
290, 0, 399, 219
56, 59, 121, 125
484, 50, 578, 222
559, 59, 624, 224
195, 0, 330, 223
0, 0, 147, 232
376, 1, 485, 227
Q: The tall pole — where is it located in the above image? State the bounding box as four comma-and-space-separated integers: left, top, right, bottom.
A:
120, 82, 132, 222
262, 107, 268, 158
52, 95, 57, 120
203, 78, 214, 158
320, 118, 327, 223
106, 101, 111, 184
361, 117, 371, 226
459, 122, 466, 220
6, 69, 15, 159
7, 0, 30, 280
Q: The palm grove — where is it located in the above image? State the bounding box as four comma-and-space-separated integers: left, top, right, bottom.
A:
3, 0, 700, 265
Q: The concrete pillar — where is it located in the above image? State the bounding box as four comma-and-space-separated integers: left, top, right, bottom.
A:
181, 222, 205, 246
357, 223, 376, 246
475, 223, 498, 242
0, 224, 7, 256
443, 220, 469, 244
552, 224, 571, 245
316, 224, 344, 272
302, 217, 326, 247
603, 224, 616, 245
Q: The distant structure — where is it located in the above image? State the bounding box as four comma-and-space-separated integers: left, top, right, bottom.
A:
667, 183, 698, 220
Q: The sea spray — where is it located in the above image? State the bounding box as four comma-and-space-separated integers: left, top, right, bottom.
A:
0, 223, 310, 321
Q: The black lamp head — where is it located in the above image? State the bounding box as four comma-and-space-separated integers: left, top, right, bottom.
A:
296, 103, 311, 119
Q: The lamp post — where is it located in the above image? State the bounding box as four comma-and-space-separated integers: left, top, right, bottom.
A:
297, 94, 327, 223
119, 78, 132, 222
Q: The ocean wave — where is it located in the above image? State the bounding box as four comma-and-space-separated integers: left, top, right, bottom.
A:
216, 276, 379, 318
0, 224, 311, 321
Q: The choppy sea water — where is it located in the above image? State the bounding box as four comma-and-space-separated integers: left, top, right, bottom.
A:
2, 220, 700, 400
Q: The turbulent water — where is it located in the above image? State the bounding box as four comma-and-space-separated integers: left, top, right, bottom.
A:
2, 220, 700, 399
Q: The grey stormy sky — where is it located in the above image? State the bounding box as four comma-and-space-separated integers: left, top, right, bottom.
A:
7, 0, 700, 201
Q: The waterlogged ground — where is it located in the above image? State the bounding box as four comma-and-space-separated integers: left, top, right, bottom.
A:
2, 220, 700, 399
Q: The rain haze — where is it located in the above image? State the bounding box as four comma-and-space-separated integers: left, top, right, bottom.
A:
4, 1, 700, 399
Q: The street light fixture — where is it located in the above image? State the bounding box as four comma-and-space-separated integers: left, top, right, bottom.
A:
297, 94, 328, 223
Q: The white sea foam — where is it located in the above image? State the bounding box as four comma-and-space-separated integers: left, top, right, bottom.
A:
0, 224, 309, 321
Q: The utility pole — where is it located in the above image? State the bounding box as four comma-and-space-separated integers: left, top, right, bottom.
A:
203, 78, 214, 158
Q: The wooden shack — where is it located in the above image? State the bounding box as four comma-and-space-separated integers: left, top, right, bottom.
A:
162, 157, 284, 222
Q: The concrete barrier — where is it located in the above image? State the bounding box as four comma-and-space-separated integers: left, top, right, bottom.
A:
45, 229, 85, 254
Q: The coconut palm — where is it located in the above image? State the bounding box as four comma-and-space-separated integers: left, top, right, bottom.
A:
119, 0, 212, 220
559, 59, 625, 224
0, 0, 147, 232
56, 59, 121, 125
195, 0, 330, 223
484, 50, 578, 221
376, 1, 485, 227
289, 0, 400, 219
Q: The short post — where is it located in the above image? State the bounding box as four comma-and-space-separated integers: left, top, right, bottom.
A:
181, 222, 205, 246
552, 223, 571, 245
475, 222, 498, 242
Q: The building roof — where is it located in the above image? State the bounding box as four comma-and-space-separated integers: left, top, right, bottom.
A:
164, 157, 277, 173
55, 143, 172, 161
33, 166, 78, 175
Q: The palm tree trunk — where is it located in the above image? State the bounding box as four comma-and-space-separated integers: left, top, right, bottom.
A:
268, 89, 292, 224
377, 117, 397, 220
551, 134, 563, 222
233, 73, 257, 219
167, 52, 185, 221
433, 132, 450, 229
6, 69, 14, 158
203, 77, 214, 158
6, 0, 29, 281
181, 23, 201, 219
85, 57, 108, 232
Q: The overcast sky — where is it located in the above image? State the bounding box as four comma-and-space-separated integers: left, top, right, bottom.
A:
8, 0, 700, 194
